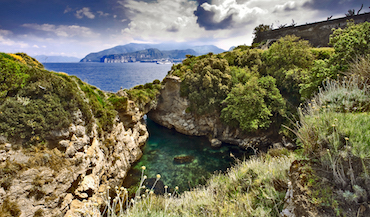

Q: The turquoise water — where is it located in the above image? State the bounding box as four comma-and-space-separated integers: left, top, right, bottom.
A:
123, 118, 251, 193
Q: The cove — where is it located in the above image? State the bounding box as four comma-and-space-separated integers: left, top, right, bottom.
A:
123, 118, 253, 193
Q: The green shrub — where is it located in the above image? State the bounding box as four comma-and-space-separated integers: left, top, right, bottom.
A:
0, 53, 118, 145
221, 76, 285, 132
263, 35, 314, 105
329, 21, 370, 72
127, 81, 162, 109
317, 77, 370, 112
310, 48, 335, 60
180, 57, 232, 115
108, 95, 128, 112
299, 59, 337, 100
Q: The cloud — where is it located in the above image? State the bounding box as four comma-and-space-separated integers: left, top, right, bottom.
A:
119, 0, 204, 42
64, 5, 72, 14
302, 0, 367, 14
75, 7, 95, 19
0, 29, 29, 48
97, 11, 110, 17
273, 1, 298, 12
22, 23, 97, 38
195, 0, 267, 30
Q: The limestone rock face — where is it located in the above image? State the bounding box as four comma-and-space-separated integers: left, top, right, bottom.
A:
148, 76, 277, 150
0, 102, 148, 217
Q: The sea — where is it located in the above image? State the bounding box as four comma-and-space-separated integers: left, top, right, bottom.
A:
44, 62, 249, 192
43, 62, 172, 92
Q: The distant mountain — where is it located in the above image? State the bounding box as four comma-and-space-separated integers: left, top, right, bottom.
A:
80, 43, 225, 62
191, 45, 225, 55
34, 55, 80, 63
228, 46, 236, 51
102, 48, 198, 63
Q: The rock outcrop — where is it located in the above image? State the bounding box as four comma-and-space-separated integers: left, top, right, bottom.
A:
0, 101, 148, 217
148, 76, 281, 151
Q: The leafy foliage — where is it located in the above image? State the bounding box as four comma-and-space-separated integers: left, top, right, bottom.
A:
221, 76, 285, 131
180, 57, 232, 115
126, 80, 162, 110
0, 53, 117, 146
263, 35, 314, 104
329, 21, 370, 71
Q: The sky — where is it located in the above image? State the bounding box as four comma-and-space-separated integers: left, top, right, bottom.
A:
0, 0, 368, 58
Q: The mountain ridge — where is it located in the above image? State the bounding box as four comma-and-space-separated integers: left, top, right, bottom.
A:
80, 43, 225, 62
101, 48, 198, 63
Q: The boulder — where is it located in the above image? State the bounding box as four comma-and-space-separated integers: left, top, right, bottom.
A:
173, 155, 195, 164
210, 138, 222, 148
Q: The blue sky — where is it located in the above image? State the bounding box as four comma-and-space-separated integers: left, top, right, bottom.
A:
0, 0, 368, 58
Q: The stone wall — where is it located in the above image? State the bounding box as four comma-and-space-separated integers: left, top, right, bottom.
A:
254, 13, 370, 47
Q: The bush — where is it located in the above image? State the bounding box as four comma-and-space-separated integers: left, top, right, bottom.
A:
180, 57, 232, 115
263, 35, 314, 105
299, 59, 336, 100
127, 81, 162, 109
310, 48, 335, 60
329, 21, 370, 72
221, 76, 285, 132
0, 53, 119, 145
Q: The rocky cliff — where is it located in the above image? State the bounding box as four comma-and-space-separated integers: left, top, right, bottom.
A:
148, 76, 291, 151
0, 100, 148, 217
0, 53, 151, 217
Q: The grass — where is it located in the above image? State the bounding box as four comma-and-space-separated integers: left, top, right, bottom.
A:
93, 151, 295, 217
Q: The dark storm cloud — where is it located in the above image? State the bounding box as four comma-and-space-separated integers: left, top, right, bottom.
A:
303, 0, 369, 15
194, 0, 234, 30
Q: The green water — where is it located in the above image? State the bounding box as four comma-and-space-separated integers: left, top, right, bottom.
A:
123, 118, 251, 193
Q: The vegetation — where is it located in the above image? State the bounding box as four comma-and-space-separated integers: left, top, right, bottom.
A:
180, 57, 231, 115
108, 21, 370, 216
126, 79, 162, 110
0, 52, 122, 145
329, 21, 370, 72
2, 20, 370, 217
99, 151, 295, 217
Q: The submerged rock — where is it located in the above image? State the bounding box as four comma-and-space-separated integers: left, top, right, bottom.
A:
144, 178, 165, 195
210, 138, 222, 148
173, 155, 195, 164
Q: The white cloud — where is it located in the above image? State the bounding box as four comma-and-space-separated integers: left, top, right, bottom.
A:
201, 0, 267, 25
32, 44, 39, 48
0, 29, 29, 48
22, 23, 98, 38
97, 11, 110, 17
64, 5, 72, 14
75, 7, 95, 19
119, 0, 206, 42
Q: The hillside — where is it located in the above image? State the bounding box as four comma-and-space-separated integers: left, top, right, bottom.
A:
80, 43, 225, 62
101, 48, 197, 63
0, 52, 155, 216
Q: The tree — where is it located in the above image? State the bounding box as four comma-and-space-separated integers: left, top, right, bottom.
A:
181, 57, 232, 115
329, 21, 370, 71
263, 35, 314, 104
221, 76, 285, 132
